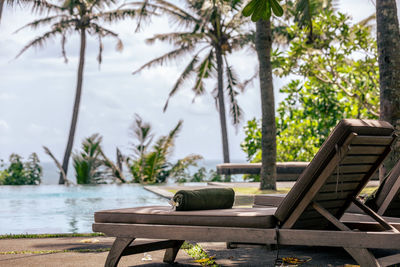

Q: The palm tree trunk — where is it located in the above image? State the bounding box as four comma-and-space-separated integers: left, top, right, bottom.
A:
215, 46, 230, 165
376, 0, 400, 179
0, 0, 4, 21
59, 28, 86, 184
255, 19, 277, 190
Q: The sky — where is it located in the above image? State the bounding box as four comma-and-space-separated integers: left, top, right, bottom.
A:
0, 0, 385, 165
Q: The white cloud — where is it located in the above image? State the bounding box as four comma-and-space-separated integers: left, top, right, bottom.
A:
27, 123, 46, 135
0, 120, 10, 131
0, 93, 16, 100
0, 0, 383, 163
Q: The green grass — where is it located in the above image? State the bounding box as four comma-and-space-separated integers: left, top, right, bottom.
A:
361, 186, 378, 195
0, 233, 105, 239
182, 242, 218, 266
232, 187, 291, 195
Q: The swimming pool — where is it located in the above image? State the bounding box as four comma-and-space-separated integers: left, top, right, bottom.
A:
0, 184, 166, 234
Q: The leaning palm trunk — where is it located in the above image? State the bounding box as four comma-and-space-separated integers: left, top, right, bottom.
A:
215, 46, 230, 165
0, 0, 4, 20
43, 146, 74, 185
60, 29, 86, 184
255, 19, 276, 190
376, 0, 400, 178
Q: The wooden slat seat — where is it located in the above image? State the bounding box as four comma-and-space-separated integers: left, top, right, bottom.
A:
95, 206, 277, 229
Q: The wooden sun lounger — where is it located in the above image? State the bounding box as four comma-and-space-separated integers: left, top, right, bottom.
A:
93, 119, 400, 267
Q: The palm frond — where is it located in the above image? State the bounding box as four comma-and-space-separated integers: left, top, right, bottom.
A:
15, 28, 63, 59
97, 34, 103, 66
224, 58, 243, 126
61, 32, 68, 63
122, 0, 157, 32
146, 32, 205, 46
31, 0, 63, 14
98, 146, 127, 183
89, 22, 123, 51
230, 32, 255, 51
224, 6, 248, 30
153, 0, 198, 23
133, 45, 194, 76
129, 114, 154, 156
239, 69, 258, 91
88, 0, 113, 13
163, 54, 199, 112
96, 9, 136, 23
128, 1, 198, 28
72, 133, 106, 184
43, 146, 74, 185
294, 0, 317, 41
192, 50, 214, 97
14, 15, 73, 33
294, 0, 333, 42
162, 120, 183, 153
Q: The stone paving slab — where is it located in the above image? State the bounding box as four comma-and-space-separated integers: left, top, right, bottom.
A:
200, 242, 357, 267
0, 236, 379, 266
0, 237, 196, 267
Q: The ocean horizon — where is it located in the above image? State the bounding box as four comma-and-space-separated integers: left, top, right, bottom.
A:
40, 159, 246, 184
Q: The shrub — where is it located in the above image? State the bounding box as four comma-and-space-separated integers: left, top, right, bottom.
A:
127, 115, 203, 184
72, 134, 107, 184
0, 153, 42, 185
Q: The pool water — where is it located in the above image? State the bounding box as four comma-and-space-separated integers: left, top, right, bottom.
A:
0, 184, 166, 234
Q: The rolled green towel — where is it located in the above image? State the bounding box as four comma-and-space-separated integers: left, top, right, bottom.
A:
172, 188, 235, 211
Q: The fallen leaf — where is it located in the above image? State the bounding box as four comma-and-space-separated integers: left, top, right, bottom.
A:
79, 239, 100, 243
194, 256, 215, 263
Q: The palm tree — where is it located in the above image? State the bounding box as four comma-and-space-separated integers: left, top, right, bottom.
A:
255, 19, 276, 190
376, 0, 400, 178
15, 0, 136, 184
243, 0, 336, 189
131, 0, 252, 165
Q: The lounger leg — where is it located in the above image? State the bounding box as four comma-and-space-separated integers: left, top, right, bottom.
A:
163, 240, 184, 264
105, 237, 135, 267
345, 248, 380, 267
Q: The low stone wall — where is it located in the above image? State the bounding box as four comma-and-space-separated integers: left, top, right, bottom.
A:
217, 162, 379, 181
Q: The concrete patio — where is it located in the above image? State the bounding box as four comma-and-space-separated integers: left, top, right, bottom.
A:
0, 235, 361, 266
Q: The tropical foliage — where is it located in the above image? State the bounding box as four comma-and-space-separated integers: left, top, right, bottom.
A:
132, 0, 253, 165
0, 153, 42, 185
15, 0, 136, 184
126, 115, 202, 184
242, 0, 283, 22
175, 167, 223, 183
242, 10, 379, 163
71, 134, 127, 184
244, 0, 338, 189
72, 134, 106, 184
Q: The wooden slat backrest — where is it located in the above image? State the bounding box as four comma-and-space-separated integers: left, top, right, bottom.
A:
376, 160, 400, 216
274, 119, 395, 229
